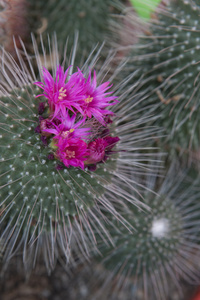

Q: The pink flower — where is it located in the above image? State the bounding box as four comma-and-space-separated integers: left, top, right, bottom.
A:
34, 65, 119, 170
85, 138, 108, 165
41, 110, 91, 141
40, 118, 59, 137
103, 136, 120, 151
35, 66, 84, 118
85, 136, 120, 165
79, 70, 118, 124
56, 138, 89, 169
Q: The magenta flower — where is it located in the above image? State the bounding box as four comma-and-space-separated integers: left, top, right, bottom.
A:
55, 138, 89, 169
85, 136, 120, 165
40, 118, 59, 136
34, 65, 120, 170
104, 136, 120, 151
41, 110, 91, 141
79, 70, 118, 124
35, 66, 84, 118
85, 138, 108, 165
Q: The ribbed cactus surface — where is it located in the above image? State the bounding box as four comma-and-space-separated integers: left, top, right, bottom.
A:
0, 36, 162, 271
95, 165, 200, 299
127, 0, 200, 159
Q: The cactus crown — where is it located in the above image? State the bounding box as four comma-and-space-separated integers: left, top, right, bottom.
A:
94, 164, 200, 299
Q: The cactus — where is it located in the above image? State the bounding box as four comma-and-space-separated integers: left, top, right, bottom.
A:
125, 0, 200, 161
24, 0, 124, 62
1, 1, 200, 299
94, 164, 200, 299
0, 36, 162, 272
0, 0, 125, 64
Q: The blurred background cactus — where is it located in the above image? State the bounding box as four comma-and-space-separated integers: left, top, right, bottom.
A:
0, 0, 125, 63
0, 1, 200, 300
93, 163, 200, 300
124, 0, 200, 164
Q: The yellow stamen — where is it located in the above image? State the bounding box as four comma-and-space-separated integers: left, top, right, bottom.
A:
66, 150, 75, 159
62, 131, 69, 138
58, 87, 67, 100
84, 96, 93, 103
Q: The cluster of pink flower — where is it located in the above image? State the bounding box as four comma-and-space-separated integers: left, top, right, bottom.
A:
34, 65, 120, 170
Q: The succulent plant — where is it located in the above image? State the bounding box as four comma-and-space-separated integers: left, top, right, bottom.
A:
0, 36, 162, 272
125, 0, 200, 161
94, 163, 200, 299
0, 0, 126, 66
24, 0, 124, 62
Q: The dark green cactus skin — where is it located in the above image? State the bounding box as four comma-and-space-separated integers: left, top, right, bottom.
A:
128, 0, 200, 157
95, 166, 200, 298
27, 0, 122, 60
0, 32, 166, 271
99, 198, 182, 277
0, 84, 116, 264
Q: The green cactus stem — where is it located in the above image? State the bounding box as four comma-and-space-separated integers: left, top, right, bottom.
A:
94, 164, 200, 299
0, 36, 162, 272
126, 0, 200, 161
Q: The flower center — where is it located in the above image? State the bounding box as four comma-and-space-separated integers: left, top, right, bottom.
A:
65, 150, 76, 159
58, 87, 67, 101
84, 96, 93, 103
61, 128, 75, 138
